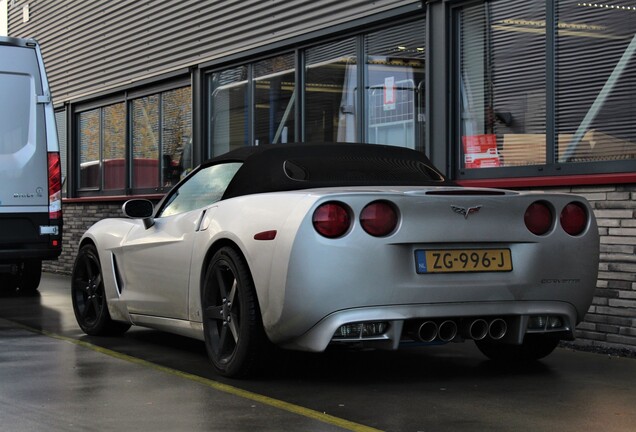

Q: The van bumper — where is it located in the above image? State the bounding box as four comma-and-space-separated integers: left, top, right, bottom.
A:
0, 247, 61, 261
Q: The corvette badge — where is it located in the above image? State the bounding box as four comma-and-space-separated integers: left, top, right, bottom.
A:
451, 205, 482, 219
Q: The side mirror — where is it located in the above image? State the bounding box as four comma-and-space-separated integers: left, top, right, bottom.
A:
122, 199, 155, 229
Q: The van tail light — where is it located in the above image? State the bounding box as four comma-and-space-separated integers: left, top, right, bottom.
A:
560, 202, 587, 236
360, 200, 398, 237
524, 201, 552, 235
48, 152, 62, 220
313, 202, 351, 238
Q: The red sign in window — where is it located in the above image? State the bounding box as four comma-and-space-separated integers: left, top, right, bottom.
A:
462, 134, 501, 169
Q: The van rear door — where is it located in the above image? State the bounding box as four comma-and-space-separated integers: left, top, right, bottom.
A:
0, 38, 61, 293
0, 43, 49, 210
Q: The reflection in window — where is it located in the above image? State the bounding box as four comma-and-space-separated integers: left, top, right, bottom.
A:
209, 67, 248, 156
131, 88, 193, 190
162, 87, 193, 184
458, 1, 546, 169
160, 162, 242, 217
77, 86, 191, 194
556, 1, 636, 163
305, 38, 357, 143
205, 20, 428, 155
132, 95, 160, 189
102, 103, 126, 190
78, 109, 100, 189
365, 20, 425, 150
254, 54, 295, 145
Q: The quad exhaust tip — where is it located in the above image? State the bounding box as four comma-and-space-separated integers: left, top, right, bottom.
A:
438, 320, 458, 342
415, 318, 507, 343
488, 318, 507, 340
417, 321, 438, 343
467, 319, 489, 341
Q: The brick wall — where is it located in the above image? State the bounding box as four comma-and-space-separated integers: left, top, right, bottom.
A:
564, 184, 636, 352
45, 185, 636, 352
43, 201, 127, 274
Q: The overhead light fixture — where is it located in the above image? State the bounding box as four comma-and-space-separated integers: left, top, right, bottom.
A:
577, 2, 636, 11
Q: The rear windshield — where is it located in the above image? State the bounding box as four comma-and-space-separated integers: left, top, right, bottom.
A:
283, 155, 444, 183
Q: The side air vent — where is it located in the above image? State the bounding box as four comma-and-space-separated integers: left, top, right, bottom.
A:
112, 254, 124, 295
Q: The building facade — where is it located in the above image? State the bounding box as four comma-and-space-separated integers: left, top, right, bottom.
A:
6, 0, 636, 352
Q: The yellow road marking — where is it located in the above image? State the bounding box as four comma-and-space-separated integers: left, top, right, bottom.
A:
12, 322, 383, 432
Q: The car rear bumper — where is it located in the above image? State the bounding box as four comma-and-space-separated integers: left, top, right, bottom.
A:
279, 300, 579, 352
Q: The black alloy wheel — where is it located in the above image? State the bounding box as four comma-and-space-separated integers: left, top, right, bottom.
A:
202, 246, 264, 378
71, 244, 130, 336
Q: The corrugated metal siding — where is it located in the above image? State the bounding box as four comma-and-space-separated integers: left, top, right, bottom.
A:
8, 0, 421, 104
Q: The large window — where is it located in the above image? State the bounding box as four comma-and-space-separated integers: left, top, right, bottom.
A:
78, 108, 101, 189
102, 103, 126, 190
457, 1, 546, 169
79, 104, 126, 191
305, 38, 357, 143
132, 95, 160, 189
132, 88, 192, 189
208, 55, 296, 156
207, 18, 426, 156
209, 67, 248, 155
555, 1, 636, 163
254, 54, 296, 145
76, 85, 191, 195
365, 22, 425, 150
456, 0, 636, 177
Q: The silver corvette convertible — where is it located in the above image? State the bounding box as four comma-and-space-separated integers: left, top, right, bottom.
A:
72, 143, 599, 377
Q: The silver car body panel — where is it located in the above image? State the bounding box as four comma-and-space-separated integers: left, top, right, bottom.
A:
82, 186, 599, 352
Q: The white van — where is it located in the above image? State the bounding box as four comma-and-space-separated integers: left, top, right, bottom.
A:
0, 36, 62, 293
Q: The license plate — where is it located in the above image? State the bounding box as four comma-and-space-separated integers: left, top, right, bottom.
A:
415, 249, 512, 274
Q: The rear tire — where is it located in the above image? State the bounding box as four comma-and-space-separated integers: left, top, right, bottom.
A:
475, 334, 560, 362
71, 244, 130, 336
17, 260, 42, 293
202, 246, 265, 378
0, 274, 18, 294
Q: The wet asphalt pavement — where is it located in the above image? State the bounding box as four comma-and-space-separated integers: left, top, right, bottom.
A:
1, 272, 636, 431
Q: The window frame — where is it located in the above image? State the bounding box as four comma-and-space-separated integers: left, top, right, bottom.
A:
72, 78, 191, 198
451, 0, 636, 182
203, 15, 428, 160
75, 100, 127, 195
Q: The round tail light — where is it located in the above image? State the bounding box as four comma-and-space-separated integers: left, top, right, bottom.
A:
313, 202, 351, 238
524, 201, 553, 236
360, 200, 398, 237
560, 202, 588, 236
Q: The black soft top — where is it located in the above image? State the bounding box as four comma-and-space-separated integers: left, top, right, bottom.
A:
201, 142, 449, 200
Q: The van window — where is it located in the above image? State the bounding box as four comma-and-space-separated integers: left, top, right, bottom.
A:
0, 72, 32, 154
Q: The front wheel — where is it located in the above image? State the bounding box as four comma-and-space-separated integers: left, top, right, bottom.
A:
202, 247, 265, 378
475, 334, 560, 363
71, 244, 130, 336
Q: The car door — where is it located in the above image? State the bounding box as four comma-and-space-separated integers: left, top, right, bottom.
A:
118, 162, 242, 320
